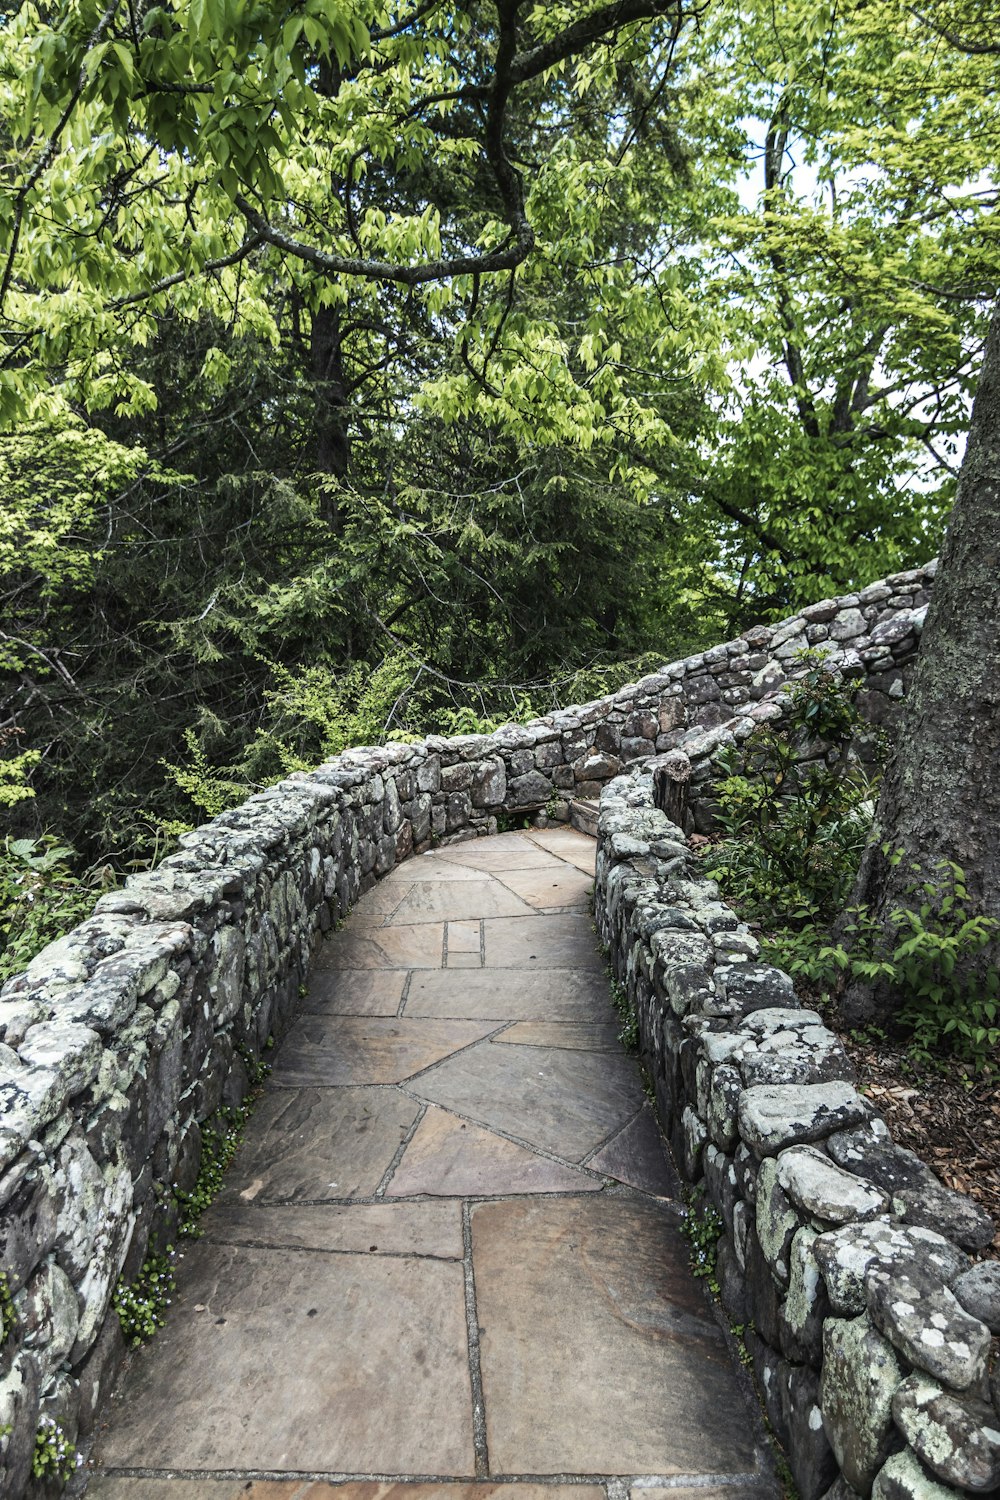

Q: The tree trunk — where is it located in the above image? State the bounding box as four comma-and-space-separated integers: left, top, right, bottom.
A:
310, 302, 350, 526
842, 298, 1000, 1024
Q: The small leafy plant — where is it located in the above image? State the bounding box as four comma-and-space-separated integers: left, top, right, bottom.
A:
0, 836, 116, 983
32, 1418, 76, 1481
0, 1272, 16, 1349
680, 1187, 723, 1295
610, 978, 639, 1052
762, 856, 1000, 1072
706, 658, 883, 926
175, 1104, 253, 1237
113, 1249, 178, 1347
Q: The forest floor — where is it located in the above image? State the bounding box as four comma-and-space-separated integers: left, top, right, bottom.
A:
831, 1023, 1000, 1257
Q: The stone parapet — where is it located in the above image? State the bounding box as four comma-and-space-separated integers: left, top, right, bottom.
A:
594, 771, 998, 1500
0, 557, 939, 1493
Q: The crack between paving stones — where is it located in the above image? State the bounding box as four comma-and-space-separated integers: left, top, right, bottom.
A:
397, 969, 415, 1017
373, 1101, 427, 1197
578, 1106, 645, 1167
396, 1021, 513, 1085
196, 1236, 462, 1262
462, 1200, 491, 1480
226, 1183, 672, 1209
391, 1089, 613, 1177
88, 1466, 770, 1487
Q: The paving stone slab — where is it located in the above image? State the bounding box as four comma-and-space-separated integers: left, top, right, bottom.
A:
492, 1021, 619, 1050
635, 1490, 776, 1500
493, 866, 594, 910
472, 1195, 760, 1476
410, 1040, 643, 1161
89, 1483, 605, 1499
352, 882, 415, 917
482, 913, 605, 969
215, 1086, 421, 1200
202, 1199, 464, 1258
436, 844, 566, 872
93, 1243, 475, 1475
385, 1104, 600, 1197
389, 881, 534, 922
587, 1103, 682, 1197
403, 969, 612, 1022
270, 1016, 497, 1087
321, 921, 446, 970
382, 860, 484, 882
526, 828, 598, 873
302, 969, 408, 1016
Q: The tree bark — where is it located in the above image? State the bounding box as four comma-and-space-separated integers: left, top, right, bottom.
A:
310, 302, 350, 527
842, 298, 1000, 1023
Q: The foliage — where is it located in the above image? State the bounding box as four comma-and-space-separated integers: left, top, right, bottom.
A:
113, 1249, 178, 1348
0, 838, 115, 984
32, 1419, 76, 1481
175, 1105, 255, 1238
705, 660, 883, 925
0, 1273, 16, 1350
762, 859, 1000, 1073
610, 978, 639, 1053
680, 1187, 723, 1295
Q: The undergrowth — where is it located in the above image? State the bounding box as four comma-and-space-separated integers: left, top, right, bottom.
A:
703, 658, 999, 1072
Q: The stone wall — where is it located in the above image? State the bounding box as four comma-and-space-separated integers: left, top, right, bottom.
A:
594, 772, 999, 1500
0, 558, 938, 1495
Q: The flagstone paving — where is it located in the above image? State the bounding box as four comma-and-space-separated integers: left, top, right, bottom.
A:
85, 828, 777, 1500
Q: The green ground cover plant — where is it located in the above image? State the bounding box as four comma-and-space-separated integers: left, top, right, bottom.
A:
706, 665, 999, 1071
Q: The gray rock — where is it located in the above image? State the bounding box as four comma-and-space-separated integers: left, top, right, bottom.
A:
892, 1372, 1000, 1492
508, 770, 552, 806
872, 1449, 966, 1500
706, 1063, 743, 1152
738, 1021, 855, 1088
866, 1262, 991, 1391
814, 1219, 969, 1317
783, 1361, 839, 1500
780, 1225, 830, 1368
952, 1262, 1000, 1333
820, 1314, 905, 1493
777, 1144, 888, 1225
738, 1081, 867, 1156
825, 1127, 994, 1250
471, 758, 506, 807
756, 1156, 801, 1283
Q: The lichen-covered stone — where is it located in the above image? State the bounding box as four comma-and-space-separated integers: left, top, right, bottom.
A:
866, 1263, 991, 1392
820, 1314, 904, 1494
951, 1262, 1000, 1334
756, 1155, 802, 1284
813, 1220, 968, 1317
738, 1081, 867, 1156
777, 1145, 888, 1225
872, 1449, 964, 1500
736, 1010, 854, 1088
826, 1125, 994, 1251
891, 1372, 1000, 1493
781, 1225, 830, 1367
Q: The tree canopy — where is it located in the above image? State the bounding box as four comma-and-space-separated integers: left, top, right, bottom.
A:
2, 0, 998, 864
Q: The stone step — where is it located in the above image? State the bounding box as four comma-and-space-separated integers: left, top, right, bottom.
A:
569, 797, 599, 838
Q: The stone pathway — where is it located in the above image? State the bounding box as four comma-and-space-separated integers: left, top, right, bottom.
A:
85, 829, 776, 1500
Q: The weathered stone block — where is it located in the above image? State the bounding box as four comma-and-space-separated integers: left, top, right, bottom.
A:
820, 1314, 904, 1494
738, 1081, 867, 1156
866, 1263, 991, 1392
892, 1372, 1000, 1493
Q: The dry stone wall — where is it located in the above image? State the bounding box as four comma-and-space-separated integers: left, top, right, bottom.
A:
594, 772, 999, 1500
0, 559, 938, 1495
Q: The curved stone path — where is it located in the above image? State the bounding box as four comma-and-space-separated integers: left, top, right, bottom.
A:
84, 828, 777, 1500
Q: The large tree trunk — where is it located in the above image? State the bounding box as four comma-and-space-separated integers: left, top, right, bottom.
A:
842, 298, 1000, 1024
310, 302, 350, 527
